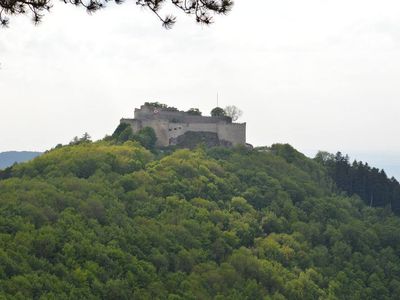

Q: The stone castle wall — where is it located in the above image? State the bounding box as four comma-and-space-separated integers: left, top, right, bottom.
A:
121, 104, 246, 147
217, 123, 247, 146
134, 106, 228, 124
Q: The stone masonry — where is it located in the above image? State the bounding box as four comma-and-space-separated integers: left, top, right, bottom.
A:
120, 103, 246, 148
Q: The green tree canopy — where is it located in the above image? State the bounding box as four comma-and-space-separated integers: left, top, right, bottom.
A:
186, 108, 202, 116
111, 123, 157, 149
0, 140, 400, 298
210, 107, 226, 117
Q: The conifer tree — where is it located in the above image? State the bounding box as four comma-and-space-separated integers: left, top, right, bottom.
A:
0, 0, 233, 28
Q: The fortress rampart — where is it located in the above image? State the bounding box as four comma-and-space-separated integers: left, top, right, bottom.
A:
121, 104, 246, 147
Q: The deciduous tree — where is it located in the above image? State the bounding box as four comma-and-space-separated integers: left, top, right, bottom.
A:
224, 105, 242, 121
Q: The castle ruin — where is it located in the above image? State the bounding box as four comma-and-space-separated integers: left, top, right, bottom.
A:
120, 103, 246, 148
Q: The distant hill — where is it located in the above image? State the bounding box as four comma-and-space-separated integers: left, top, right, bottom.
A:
0, 151, 42, 169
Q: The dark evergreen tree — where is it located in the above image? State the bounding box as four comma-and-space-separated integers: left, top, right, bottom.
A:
0, 0, 233, 28
315, 151, 400, 213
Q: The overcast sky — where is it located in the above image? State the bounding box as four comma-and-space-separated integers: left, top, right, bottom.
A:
1, 0, 400, 177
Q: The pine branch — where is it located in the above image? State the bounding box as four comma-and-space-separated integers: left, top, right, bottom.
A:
0, 0, 233, 28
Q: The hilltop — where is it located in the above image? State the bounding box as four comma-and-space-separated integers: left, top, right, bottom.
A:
0, 137, 400, 299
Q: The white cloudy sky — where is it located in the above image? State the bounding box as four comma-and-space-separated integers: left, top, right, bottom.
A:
1, 0, 400, 177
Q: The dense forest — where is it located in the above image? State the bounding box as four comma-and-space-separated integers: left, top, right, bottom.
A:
315, 151, 400, 213
1, 130, 400, 299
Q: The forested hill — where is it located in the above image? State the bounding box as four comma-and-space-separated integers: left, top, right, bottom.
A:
1, 139, 400, 299
0, 151, 42, 169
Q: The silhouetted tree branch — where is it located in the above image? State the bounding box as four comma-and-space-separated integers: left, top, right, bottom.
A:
0, 0, 233, 28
